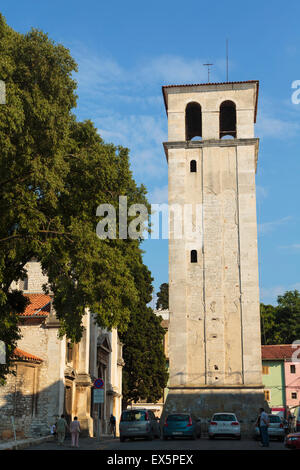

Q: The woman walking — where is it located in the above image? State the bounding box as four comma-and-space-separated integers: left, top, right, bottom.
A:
70, 416, 81, 448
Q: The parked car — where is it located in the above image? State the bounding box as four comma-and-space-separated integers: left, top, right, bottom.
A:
285, 432, 300, 450
208, 413, 241, 440
295, 407, 300, 432
119, 409, 160, 442
253, 414, 285, 442
162, 413, 201, 440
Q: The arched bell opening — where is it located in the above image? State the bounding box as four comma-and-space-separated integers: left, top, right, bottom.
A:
185, 102, 202, 141
219, 100, 236, 139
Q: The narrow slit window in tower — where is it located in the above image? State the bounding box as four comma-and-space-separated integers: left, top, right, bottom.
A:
220, 100, 236, 139
190, 160, 197, 172
185, 102, 202, 141
191, 250, 197, 263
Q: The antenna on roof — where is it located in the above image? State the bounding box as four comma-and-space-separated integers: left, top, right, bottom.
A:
226, 38, 229, 82
203, 63, 213, 83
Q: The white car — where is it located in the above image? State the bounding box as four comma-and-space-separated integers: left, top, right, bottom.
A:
208, 413, 241, 440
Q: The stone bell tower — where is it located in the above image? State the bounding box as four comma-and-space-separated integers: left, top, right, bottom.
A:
162, 81, 266, 432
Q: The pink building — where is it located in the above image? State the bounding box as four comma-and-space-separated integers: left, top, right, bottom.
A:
285, 351, 300, 409
262, 344, 300, 412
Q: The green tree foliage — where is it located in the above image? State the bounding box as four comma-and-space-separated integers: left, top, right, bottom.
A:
0, 15, 149, 379
0, 16, 78, 376
156, 282, 169, 310
120, 262, 168, 406
260, 290, 300, 345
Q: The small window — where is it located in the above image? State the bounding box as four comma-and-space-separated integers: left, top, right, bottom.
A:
264, 390, 270, 401
291, 392, 297, 400
190, 160, 197, 172
262, 365, 269, 375
290, 365, 296, 374
191, 250, 197, 263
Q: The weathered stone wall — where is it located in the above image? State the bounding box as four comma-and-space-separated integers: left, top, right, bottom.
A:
162, 388, 268, 436
0, 321, 64, 438
0, 363, 43, 438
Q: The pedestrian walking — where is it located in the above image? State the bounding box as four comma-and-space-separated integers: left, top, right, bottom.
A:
258, 407, 270, 447
109, 414, 116, 438
50, 423, 56, 436
70, 416, 81, 448
255, 410, 262, 441
56, 414, 69, 446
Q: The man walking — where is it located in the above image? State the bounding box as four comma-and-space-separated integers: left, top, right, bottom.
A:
259, 407, 270, 447
109, 414, 116, 438
56, 414, 69, 446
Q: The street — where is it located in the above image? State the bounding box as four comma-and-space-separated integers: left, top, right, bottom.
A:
25, 435, 288, 451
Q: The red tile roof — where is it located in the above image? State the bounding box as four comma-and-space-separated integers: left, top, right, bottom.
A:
261, 345, 295, 360
19, 294, 51, 317
162, 79, 259, 122
12, 348, 43, 363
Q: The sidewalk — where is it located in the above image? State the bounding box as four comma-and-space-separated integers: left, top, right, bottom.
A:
0, 434, 116, 451
0, 434, 54, 451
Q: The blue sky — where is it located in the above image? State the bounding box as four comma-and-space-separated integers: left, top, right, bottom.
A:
2, 1, 300, 306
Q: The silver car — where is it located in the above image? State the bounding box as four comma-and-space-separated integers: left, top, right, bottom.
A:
119, 409, 160, 442
253, 414, 285, 441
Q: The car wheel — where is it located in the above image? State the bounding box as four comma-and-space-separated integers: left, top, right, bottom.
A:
236, 435, 241, 440
192, 432, 197, 440
209, 435, 214, 440
120, 436, 125, 442
163, 436, 168, 441
147, 433, 153, 441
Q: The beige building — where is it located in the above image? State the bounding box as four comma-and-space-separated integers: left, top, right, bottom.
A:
0, 260, 123, 439
162, 81, 266, 433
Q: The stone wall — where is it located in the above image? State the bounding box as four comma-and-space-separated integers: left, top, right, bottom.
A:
162, 388, 268, 436
0, 320, 64, 438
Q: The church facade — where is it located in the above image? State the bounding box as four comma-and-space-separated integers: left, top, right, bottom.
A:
0, 260, 123, 439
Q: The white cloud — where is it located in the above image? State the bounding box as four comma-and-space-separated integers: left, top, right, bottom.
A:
149, 185, 168, 204
256, 114, 300, 139
279, 243, 300, 251
138, 55, 218, 85
260, 282, 300, 304
258, 216, 292, 235
260, 285, 286, 303
256, 185, 268, 199
97, 113, 166, 149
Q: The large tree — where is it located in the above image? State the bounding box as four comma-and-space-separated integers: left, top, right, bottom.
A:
120, 262, 168, 406
260, 290, 300, 345
0, 15, 149, 380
